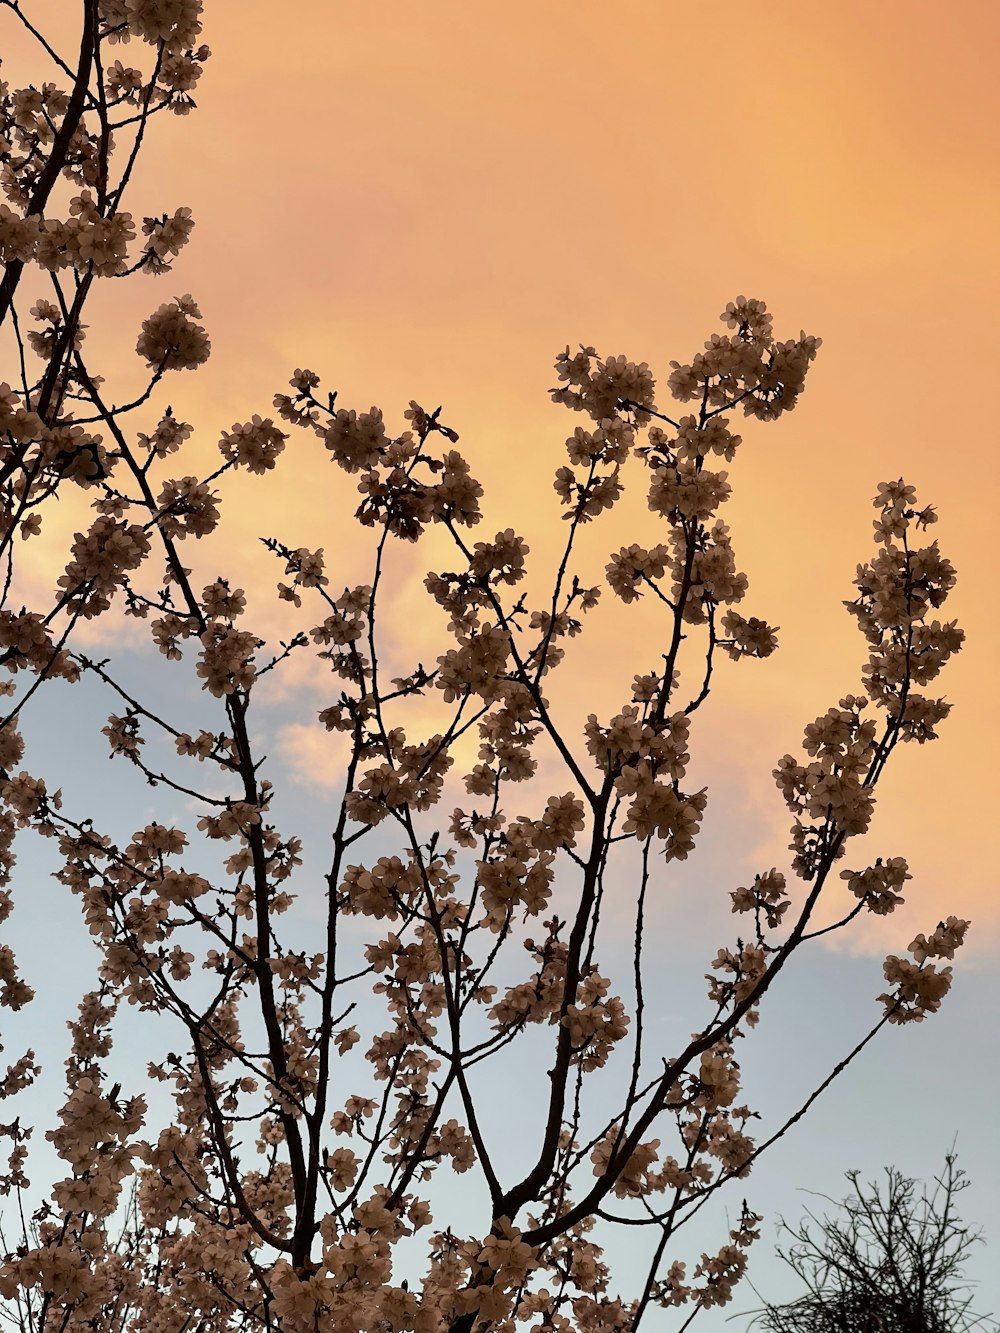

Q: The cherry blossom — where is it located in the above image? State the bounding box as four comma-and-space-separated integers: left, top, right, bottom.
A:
0, 5, 970, 1329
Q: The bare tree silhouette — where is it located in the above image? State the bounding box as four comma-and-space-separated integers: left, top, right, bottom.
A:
743, 1154, 996, 1333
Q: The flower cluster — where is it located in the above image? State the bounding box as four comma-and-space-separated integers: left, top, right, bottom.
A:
840, 856, 911, 915
560, 969, 629, 1070
879, 916, 969, 1023
730, 868, 790, 930
551, 346, 656, 424
136, 294, 211, 370
196, 624, 262, 697
720, 609, 779, 660
57, 516, 151, 617
666, 297, 821, 421
1, 199, 135, 277
846, 480, 963, 741
436, 623, 512, 705
605, 543, 669, 603
140, 205, 195, 272
155, 474, 220, 538
137, 407, 193, 458
0, 611, 78, 681
122, 0, 204, 51
774, 695, 879, 876
218, 414, 287, 474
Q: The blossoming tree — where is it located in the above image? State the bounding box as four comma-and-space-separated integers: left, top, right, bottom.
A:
0, 3, 970, 1330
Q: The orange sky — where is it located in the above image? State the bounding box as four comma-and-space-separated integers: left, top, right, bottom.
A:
6, 1, 997, 950
47, 0, 993, 954
2, 1, 999, 1318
